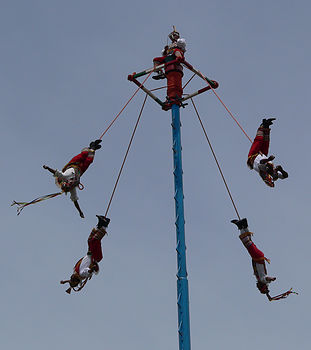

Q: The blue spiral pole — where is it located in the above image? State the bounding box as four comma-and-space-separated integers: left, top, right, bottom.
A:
171, 103, 191, 350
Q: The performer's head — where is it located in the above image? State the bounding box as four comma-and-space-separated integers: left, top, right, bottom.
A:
265, 162, 282, 184
61, 179, 79, 192
176, 38, 186, 52
265, 162, 275, 177
256, 281, 269, 294
69, 274, 81, 287
260, 170, 275, 187
60, 273, 81, 294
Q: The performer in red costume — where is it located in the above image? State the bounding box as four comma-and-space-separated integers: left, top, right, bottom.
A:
152, 45, 169, 81
231, 218, 297, 301
153, 29, 186, 107
43, 139, 102, 217
247, 118, 288, 187
165, 38, 186, 104
60, 215, 110, 294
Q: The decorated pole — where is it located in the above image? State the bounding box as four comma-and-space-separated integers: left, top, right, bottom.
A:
171, 103, 191, 350
128, 26, 219, 350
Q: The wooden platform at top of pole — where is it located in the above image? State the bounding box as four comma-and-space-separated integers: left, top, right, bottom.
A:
128, 59, 219, 111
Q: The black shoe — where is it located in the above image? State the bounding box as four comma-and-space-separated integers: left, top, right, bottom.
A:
262, 118, 276, 128
231, 218, 248, 230
152, 73, 166, 80
89, 139, 102, 150
282, 170, 288, 178
96, 215, 110, 228
275, 165, 288, 179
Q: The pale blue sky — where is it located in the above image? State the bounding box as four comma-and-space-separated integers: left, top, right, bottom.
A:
1, 1, 310, 349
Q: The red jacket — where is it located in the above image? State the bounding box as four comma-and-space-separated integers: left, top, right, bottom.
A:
164, 48, 184, 75
62, 149, 95, 175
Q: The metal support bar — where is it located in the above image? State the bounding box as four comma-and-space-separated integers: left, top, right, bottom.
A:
129, 64, 165, 80
129, 58, 182, 80
182, 60, 219, 88
181, 86, 211, 103
171, 103, 191, 350
129, 78, 165, 107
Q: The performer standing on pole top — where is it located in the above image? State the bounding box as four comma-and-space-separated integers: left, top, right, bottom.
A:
231, 218, 297, 301
153, 27, 187, 109
60, 215, 110, 294
247, 118, 288, 187
43, 139, 102, 217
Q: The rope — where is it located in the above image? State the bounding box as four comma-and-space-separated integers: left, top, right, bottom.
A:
149, 73, 194, 96
150, 86, 167, 92
148, 72, 195, 92
183, 73, 196, 90
105, 94, 148, 216
98, 72, 152, 140
198, 71, 252, 143
191, 98, 241, 220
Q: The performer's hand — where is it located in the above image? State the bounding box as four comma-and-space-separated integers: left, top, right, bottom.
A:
74, 200, 84, 218
266, 276, 276, 282
43, 165, 56, 174
268, 155, 275, 161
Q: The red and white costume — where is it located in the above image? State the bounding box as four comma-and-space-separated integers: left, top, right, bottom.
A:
247, 126, 285, 187
232, 219, 297, 301
73, 227, 106, 281
238, 226, 273, 285
164, 47, 184, 101
153, 41, 185, 103
54, 148, 95, 201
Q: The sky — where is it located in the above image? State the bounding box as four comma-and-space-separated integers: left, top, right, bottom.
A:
1, 1, 310, 349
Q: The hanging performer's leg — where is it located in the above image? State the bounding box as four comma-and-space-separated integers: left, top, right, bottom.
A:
60, 215, 110, 294
231, 218, 275, 295
42, 139, 102, 218
247, 118, 288, 187
62, 139, 102, 175
232, 218, 270, 264
88, 228, 104, 263
231, 218, 297, 301
247, 119, 275, 168
86, 215, 110, 266
14, 139, 103, 216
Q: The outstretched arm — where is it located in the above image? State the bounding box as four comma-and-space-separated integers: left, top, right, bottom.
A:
265, 276, 276, 282
43, 165, 56, 175
73, 200, 84, 218
60, 280, 70, 285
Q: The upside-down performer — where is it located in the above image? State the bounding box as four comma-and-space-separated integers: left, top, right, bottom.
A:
231, 218, 297, 301
12, 140, 102, 217
60, 215, 110, 294
247, 118, 288, 187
